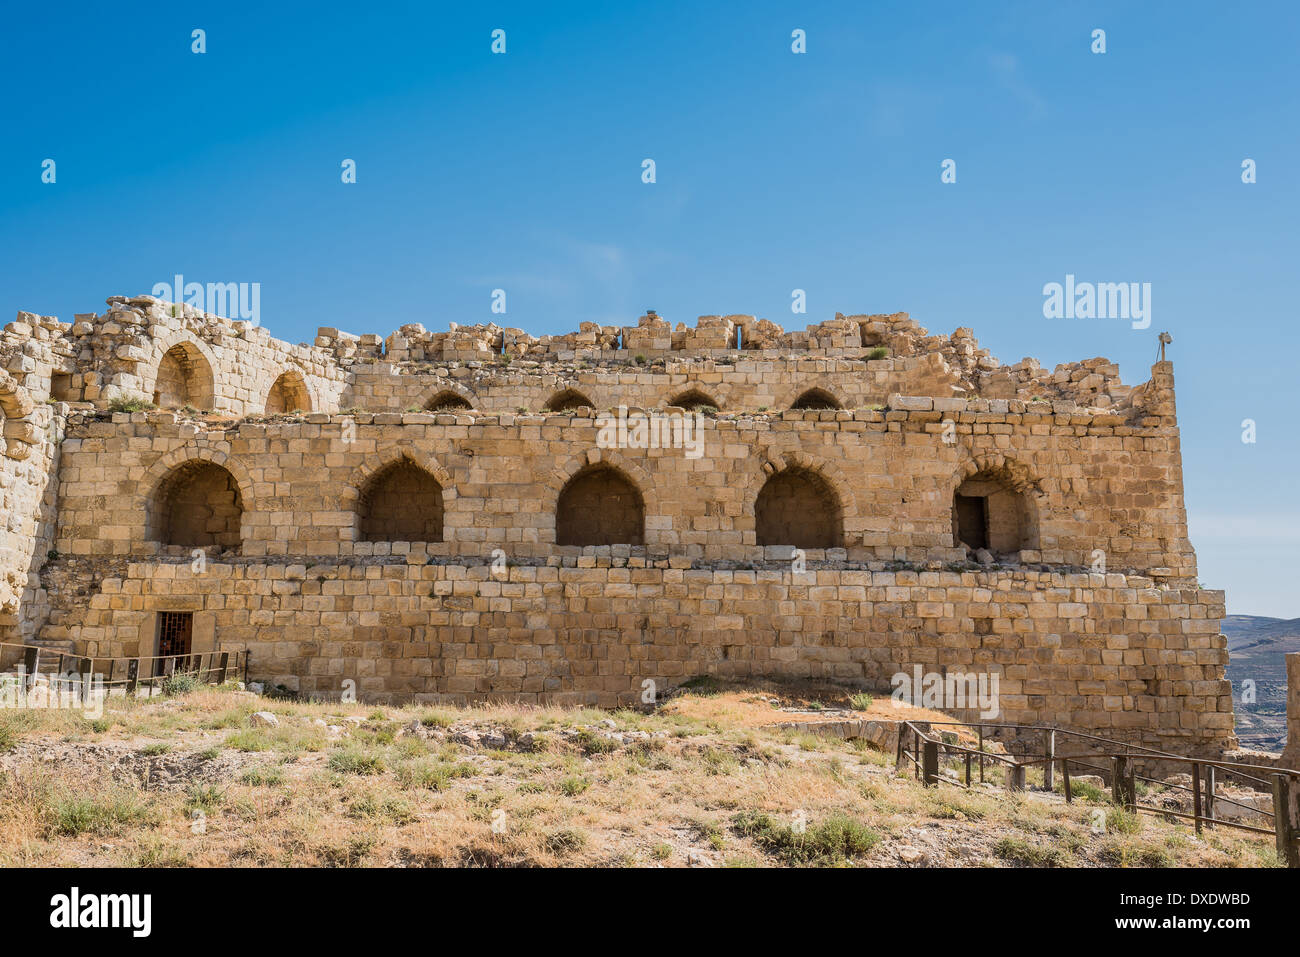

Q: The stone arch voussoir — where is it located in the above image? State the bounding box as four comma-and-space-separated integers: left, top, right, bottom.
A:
343, 448, 454, 507
658, 382, 733, 411
415, 380, 478, 411
135, 442, 255, 517
950, 451, 1044, 497
742, 448, 856, 519
775, 380, 845, 411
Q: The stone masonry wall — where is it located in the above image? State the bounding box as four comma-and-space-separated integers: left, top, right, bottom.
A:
0, 293, 1241, 755
0, 382, 60, 652
341, 352, 959, 414
48, 297, 351, 417
50, 388, 1193, 577
54, 560, 1233, 754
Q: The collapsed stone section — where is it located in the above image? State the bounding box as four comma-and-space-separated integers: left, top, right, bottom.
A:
0, 297, 1148, 418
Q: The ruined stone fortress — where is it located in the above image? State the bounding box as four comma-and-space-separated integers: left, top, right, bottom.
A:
0, 296, 1236, 754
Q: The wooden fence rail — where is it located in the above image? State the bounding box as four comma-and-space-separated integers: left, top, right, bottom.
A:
897, 719, 1300, 867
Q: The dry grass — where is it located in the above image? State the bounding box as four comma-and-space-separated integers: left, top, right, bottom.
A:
658, 676, 960, 729
0, 682, 1282, 868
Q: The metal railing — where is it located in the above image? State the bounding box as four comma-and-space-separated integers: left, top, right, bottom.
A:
1, 641, 248, 696
897, 719, 1300, 867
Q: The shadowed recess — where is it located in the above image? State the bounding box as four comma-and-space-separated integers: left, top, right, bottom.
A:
153, 342, 214, 411
556, 465, 645, 546
357, 458, 445, 542
150, 460, 243, 549
265, 369, 311, 413
755, 467, 842, 549
952, 469, 1038, 555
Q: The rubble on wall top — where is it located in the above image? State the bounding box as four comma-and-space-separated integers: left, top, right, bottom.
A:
3, 295, 1154, 413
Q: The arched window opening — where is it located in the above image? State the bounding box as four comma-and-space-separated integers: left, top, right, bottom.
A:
265, 370, 312, 414
755, 468, 842, 549
543, 389, 595, 413
666, 389, 720, 413
358, 459, 445, 542
152, 342, 214, 411
556, 465, 645, 546
151, 461, 243, 549
952, 470, 1038, 556
790, 388, 842, 411
424, 391, 473, 412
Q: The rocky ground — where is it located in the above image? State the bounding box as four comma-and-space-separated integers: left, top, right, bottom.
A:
0, 678, 1284, 868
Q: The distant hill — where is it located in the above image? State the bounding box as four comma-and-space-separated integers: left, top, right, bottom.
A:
1222, 615, 1299, 752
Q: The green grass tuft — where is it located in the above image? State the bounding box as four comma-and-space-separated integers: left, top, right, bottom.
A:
731, 810, 880, 865
327, 748, 387, 776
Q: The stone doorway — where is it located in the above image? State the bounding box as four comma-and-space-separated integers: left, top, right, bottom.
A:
954, 494, 988, 550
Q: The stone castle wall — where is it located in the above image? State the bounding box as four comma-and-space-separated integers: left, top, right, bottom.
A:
0, 388, 59, 648
52, 400, 1193, 574
53, 561, 1232, 753
0, 295, 1238, 753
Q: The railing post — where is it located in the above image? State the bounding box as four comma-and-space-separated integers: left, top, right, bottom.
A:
1043, 730, 1055, 792
1273, 774, 1300, 868
1205, 765, 1216, 825
78, 657, 93, 703
922, 739, 939, 786
22, 647, 39, 692
1112, 756, 1135, 810
1062, 759, 1072, 803
217, 652, 229, 685
1192, 762, 1203, 835
978, 727, 985, 784
1006, 763, 1026, 792
126, 659, 139, 696
965, 751, 972, 787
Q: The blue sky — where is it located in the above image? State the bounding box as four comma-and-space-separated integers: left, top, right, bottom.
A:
2, 1, 1296, 614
